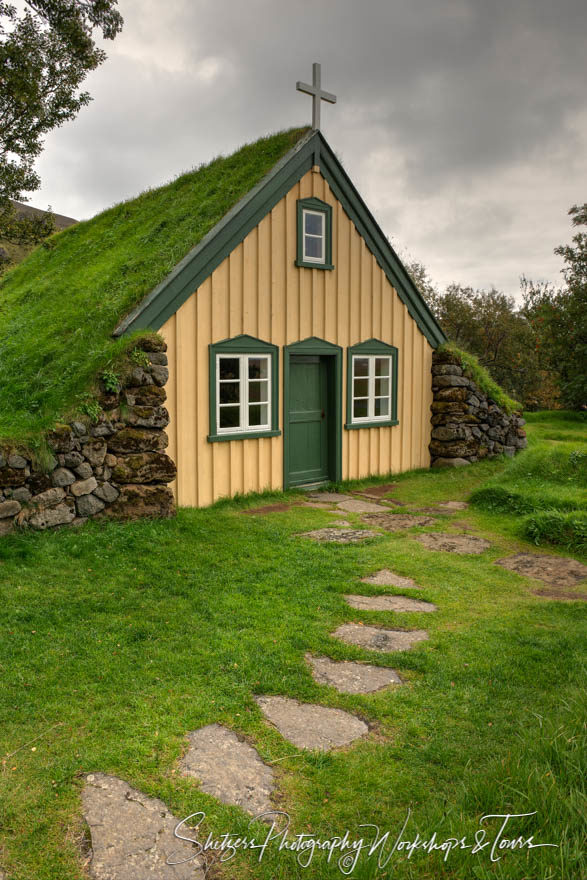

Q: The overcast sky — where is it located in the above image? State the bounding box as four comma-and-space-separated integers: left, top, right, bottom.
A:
33, 0, 586, 299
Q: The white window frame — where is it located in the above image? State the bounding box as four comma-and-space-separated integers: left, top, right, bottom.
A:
216, 353, 272, 435
351, 355, 393, 424
302, 208, 326, 264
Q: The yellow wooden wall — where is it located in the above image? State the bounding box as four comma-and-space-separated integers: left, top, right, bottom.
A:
160, 167, 433, 507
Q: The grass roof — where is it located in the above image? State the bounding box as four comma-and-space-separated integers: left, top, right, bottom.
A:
0, 127, 309, 445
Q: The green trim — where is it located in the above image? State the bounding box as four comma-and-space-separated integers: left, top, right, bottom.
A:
283, 337, 342, 489
295, 197, 333, 270
116, 130, 446, 348
345, 338, 399, 430
208, 334, 280, 443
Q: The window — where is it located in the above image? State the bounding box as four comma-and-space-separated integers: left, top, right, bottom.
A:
208, 335, 280, 442
296, 197, 333, 270
346, 340, 399, 429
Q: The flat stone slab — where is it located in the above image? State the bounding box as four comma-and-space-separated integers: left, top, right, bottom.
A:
344, 594, 437, 612
495, 553, 587, 590
82, 773, 204, 879
299, 528, 379, 544
361, 513, 436, 531
302, 501, 337, 509
255, 696, 367, 751
337, 499, 391, 514
306, 654, 402, 694
361, 569, 422, 589
179, 724, 275, 818
415, 533, 491, 554
333, 624, 429, 653
306, 492, 354, 503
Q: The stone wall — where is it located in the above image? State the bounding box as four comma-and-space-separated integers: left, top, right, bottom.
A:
430, 350, 527, 467
0, 338, 176, 537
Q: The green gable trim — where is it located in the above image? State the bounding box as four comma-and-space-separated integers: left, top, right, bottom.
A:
345, 338, 399, 430
283, 337, 342, 489
295, 197, 334, 270
208, 334, 280, 443
116, 130, 446, 349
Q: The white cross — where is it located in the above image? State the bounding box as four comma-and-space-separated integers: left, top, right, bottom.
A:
296, 62, 337, 130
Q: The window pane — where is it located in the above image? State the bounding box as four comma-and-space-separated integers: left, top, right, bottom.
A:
353, 357, 369, 377
304, 212, 323, 236
219, 406, 240, 429
249, 404, 268, 427
219, 381, 240, 404
248, 357, 268, 380
375, 357, 390, 377
353, 378, 368, 398
219, 357, 239, 380
353, 398, 368, 419
375, 397, 389, 417
304, 235, 323, 260
375, 377, 389, 398
248, 380, 268, 403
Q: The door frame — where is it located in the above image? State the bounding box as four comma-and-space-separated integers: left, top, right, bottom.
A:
283, 336, 343, 489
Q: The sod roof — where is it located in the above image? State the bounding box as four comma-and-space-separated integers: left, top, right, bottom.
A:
0, 127, 309, 444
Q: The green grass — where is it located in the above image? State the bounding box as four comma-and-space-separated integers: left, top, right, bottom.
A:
438, 343, 521, 413
0, 413, 585, 879
0, 127, 309, 445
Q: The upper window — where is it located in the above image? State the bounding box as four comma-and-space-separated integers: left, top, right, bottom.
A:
296, 197, 333, 270
346, 340, 399, 429
208, 335, 280, 442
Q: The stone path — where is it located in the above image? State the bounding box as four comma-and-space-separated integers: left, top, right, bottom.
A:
300, 527, 379, 543
344, 594, 437, 612
415, 533, 491, 554
333, 623, 429, 653
495, 553, 587, 593
361, 513, 436, 531
351, 483, 398, 498
337, 498, 391, 514
306, 654, 402, 693
361, 569, 422, 589
307, 492, 353, 503
179, 724, 275, 818
255, 696, 367, 751
82, 774, 204, 879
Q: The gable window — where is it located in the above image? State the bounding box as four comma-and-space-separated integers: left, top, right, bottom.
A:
209, 335, 280, 442
346, 340, 399, 429
296, 197, 333, 270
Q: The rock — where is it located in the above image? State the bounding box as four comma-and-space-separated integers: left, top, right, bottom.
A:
344, 594, 437, 612
431, 401, 468, 414
0, 500, 21, 519
0, 453, 5, 468
51, 467, 76, 487
112, 452, 176, 484
496, 553, 587, 590
82, 439, 107, 467
180, 724, 275, 819
0, 467, 27, 487
333, 624, 429, 653
71, 421, 87, 437
433, 375, 470, 388
337, 498, 390, 514
27, 473, 52, 494
415, 533, 491, 554
74, 462, 93, 480
123, 384, 166, 407
431, 363, 463, 376
138, 336, 167, 352
121, 405, 169, 429
149, 365, 169, 386
148, 351, 168, 366
108, 428, 169, 454
361, 569, 422, 589
361, 513, 436, 531
91, 422, 115, 437
93, 482, 119, 503
127, 366, 153, 386
76, 493, 105, 516
31, 487, 65, 507
468, 395, 480, 408
431, 425, 467, 441
429, 439, 477, 458
299, 528, 379, 544
71, 477, 98, 497
434, 387, 468, 402
28, 503, 75, 530
63, 451, 84, 468
255, 696, 368, 751
104, 453, 117, 467
47, 425, 74, 452
431, 457, 470, 467
306, 654, 402, 694
103, 484, 175, 519
12, 487, 31, 503
8, 454, 27, 469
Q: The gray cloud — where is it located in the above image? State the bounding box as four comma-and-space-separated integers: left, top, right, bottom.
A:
33, 0, 587, 297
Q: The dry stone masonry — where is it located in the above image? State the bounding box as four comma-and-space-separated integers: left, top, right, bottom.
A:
0, 337, 175, 537
430, 350, 527, 467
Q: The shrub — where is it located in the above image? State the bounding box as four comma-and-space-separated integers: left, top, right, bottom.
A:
524, 511, 587, 552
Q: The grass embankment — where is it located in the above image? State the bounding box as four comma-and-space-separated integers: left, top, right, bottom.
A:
0, 127, 309, 445
470, 411, 587, 552
0, 413, 585, 879
437, 343, 521, 413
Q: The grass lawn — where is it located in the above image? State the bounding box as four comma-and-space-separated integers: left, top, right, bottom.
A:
0, 413, 585, 879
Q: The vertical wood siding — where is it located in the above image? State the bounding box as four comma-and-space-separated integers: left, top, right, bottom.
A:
160, 168, 433, 507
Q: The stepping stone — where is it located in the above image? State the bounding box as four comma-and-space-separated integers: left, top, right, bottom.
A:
436, 501, 469, 510
361, 513, 436, 531
306, 654, 402, 694
302, 501, 336, 509
306, 492, 354, 503
410, 506, 449, 515
351, 483, 399, 498
361, 569, 422, 590
179, 724, 275, 818
415, 533, 491, 554
344, 594, 437, 612
299, 528, 379, 543
82, 773, 204, 879
495, 553, 587, 591
255, 695, 367, 751
337, 498, 390, 514
331, 519, 351, 527
333, 624, 429, 653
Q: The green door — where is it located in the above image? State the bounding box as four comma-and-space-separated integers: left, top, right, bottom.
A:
287, 355, 329, 486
